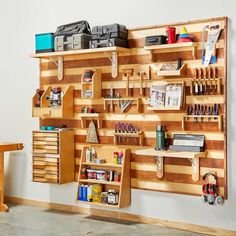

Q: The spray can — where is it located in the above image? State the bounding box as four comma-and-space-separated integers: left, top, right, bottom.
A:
155, 125, 165, 150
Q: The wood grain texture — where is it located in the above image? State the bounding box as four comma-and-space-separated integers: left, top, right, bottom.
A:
36, 17, 227, 198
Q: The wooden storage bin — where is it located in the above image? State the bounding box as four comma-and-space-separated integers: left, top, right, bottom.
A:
81, 69, 101, 99
32, 130, 74, 184
32, 85, 73, 118
76, 145, 131, 208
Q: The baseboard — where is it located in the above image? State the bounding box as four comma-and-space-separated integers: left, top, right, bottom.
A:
5, 196, 236, 236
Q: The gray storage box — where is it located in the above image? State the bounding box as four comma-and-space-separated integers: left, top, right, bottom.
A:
54, 33, 92, 51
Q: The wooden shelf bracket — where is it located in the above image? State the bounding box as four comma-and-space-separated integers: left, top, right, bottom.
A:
49, 56, 64, 81
104, 51, 118, 78
136, 149, 206, 182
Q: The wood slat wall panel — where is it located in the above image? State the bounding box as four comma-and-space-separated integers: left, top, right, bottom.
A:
38, 17, 227, 198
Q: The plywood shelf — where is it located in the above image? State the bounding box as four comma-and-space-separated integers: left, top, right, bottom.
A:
77, 146, 131, 209
31, 47, 130, 79
144, 42, 197, 61
76, 201, 119, 208
136, 148, 206, 181
79, 179, 121, 186
147, 106, 182, 111
31, 46, 130, 58
81, 162, 122, 168
80, 113, 103, 129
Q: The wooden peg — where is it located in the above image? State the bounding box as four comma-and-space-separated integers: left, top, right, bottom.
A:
138, 71, 145, 96
122, 69, 133, 97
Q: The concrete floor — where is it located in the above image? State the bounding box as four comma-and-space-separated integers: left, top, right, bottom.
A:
0, 204, 209, 236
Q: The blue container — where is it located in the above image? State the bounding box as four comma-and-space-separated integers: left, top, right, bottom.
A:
35, 33, 54, 53
82, 185, 88, 201
78, 185, 83, 201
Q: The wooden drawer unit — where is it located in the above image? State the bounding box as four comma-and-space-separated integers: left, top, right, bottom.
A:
32, 130, 74, 184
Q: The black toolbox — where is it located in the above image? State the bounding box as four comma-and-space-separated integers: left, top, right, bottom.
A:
145, 35, 166, 45
54, 21, 92, 51
91, 23, 128, 40
89, 38, 128, 49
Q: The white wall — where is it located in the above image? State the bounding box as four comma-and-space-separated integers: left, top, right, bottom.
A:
0, 0, 236, 231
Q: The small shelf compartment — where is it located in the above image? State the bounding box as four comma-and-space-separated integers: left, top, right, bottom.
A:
81, 69, 101, 99
144, 42, 197, 61
32, 85, 73, 119
114, 131, 144, 146
76, 145, 131, 209
157, 63, 187, 77
104, 97, 141, 113
182, 115, 223, 131
31, 47, 130, 79
80, 113, 103, 128
135, 149, 207, 181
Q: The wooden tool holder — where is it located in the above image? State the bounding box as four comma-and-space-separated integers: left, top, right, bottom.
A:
81, 69, 101, 99
32, 85, 74, 118
114, 131, 144, 146
31, 17, 228, 199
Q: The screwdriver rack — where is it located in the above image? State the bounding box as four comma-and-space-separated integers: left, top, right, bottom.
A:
114, 131, 144, 146
182, 115, 223, 131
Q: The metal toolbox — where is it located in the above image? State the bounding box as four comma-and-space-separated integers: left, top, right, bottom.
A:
91, 23, 128, 40
54, 33, 92, 51
89, 38, 128, 49
35, 33, 54, 53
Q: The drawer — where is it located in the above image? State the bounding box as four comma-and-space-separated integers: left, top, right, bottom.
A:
33, 149, 59, 154
33, 157, 59, 167
33, 169, 59, 175
33, 153, 60, 158
33, 136, 59, 142
33, 132, 59, 138
33, 140, 59, 146
33, 177, 59, 184
33, 145, 59, 150
33, 173, 59, 180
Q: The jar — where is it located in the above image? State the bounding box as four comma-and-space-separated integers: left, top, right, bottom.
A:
108, 190, 119, 205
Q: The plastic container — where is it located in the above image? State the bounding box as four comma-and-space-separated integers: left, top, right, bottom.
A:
87, 169, 96, 179
96, 170, 107, 181
35, 33, 54, 53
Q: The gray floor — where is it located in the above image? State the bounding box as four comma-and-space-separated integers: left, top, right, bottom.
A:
0, 204, 209, 236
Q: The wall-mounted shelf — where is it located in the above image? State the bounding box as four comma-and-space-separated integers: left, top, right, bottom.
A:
32, 85, 73, 119
182, 115, 223, 131
77, 146, 131, 208
80, 113, 103, 128
81, 69, 101, 98
104, 97, 141, 113
144, 42, 197, 62
147, 106, 182, 111
135, 149, 206, 181
114, 131, 144, 146
31, 47, 130, 79
157, 64, 187, 77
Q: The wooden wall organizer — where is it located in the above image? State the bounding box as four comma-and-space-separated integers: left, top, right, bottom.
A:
77, 146, 131, 208
34, 17, 227, 199
32, 85, 73, 118
80, 113, 103, 128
